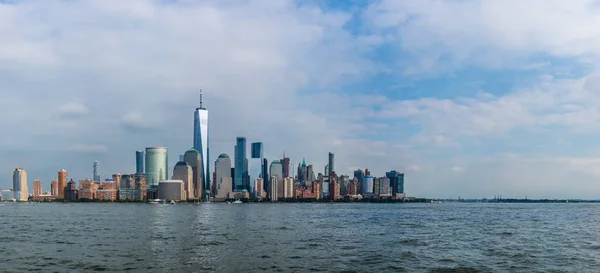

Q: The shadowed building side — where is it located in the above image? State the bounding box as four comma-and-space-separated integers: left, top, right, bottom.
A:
172, 161, 194, 200
184, 148, 203, 200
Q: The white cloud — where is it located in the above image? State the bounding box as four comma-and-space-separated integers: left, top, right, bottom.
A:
365, 0, 600, 73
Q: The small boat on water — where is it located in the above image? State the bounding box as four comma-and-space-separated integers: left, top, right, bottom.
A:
149, 199, 165, 204
225, 201, 231, 204
232, 200, 243, 204
169, 200, 175, 205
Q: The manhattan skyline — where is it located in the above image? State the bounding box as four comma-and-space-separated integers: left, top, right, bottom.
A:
3, 1, 600, 199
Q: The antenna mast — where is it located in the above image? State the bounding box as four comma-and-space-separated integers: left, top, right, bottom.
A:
199, 88, 203, 108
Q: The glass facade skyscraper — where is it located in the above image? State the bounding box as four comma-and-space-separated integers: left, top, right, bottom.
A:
145, 147, 168, 187
250, 142, 263, 194
386, 170, 405, 195
251, 142, 263, 159
93, 160, 100, 182
12, 168, 28, 201
135, 150, 144, 173
328, 152, 334, 175
194, 91, 210, 199
262, 158, 269, 192
234, 137, 247, 191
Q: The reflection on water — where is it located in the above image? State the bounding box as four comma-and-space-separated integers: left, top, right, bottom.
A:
1, 203, 600, 272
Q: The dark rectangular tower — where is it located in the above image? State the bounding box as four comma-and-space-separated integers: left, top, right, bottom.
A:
234, 137, 247, 191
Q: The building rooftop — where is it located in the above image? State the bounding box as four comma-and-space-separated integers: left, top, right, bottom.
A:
146, 147, 167, 150
186, 147, 199, 153
159, 180, 184, 183
218, 153, 230, 158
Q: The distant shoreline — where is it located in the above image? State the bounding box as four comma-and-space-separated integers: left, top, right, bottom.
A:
4, 198, 600, 204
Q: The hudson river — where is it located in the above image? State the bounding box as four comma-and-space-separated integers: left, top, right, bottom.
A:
2, 203, 600, 272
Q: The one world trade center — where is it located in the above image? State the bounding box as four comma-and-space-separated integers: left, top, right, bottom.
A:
194, 90, 210, 200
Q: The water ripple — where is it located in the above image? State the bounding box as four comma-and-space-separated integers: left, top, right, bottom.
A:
1, 203, 600, 272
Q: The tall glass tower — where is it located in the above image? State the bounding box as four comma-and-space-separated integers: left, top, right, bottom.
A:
135, 151, 144, 173
328, 152, 334, 175
145, 147, 168, 187
194, 90, 210, 199
93, 160, 100, 182
12, 168, 28, 201
251, 142, 263, 194
234, 137, 247, 191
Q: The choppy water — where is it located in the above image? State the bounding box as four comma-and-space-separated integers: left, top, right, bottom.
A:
1, 203, 600, 272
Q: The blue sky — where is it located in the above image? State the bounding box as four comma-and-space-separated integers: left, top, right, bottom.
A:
2, 0, 600, 198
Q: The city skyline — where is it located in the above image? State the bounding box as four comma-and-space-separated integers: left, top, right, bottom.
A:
4, 1, 600, 199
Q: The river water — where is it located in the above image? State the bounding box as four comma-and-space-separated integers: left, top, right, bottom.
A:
1, 203, 599, 272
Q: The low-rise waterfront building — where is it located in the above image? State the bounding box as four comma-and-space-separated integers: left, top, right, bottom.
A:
79, 179, 99, 200
118, 189, 141, 200
96, 181, 118, 201
0, 190, 13, 201
158, 180, 185, 201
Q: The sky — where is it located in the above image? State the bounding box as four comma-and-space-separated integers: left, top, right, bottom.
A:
3, 0, 600, 199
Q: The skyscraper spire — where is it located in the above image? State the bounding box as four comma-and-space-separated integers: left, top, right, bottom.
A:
199, 88, 203, 109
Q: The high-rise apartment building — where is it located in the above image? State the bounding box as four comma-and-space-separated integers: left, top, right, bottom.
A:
251, 142, 264, 194
354, 169, 364, 182
297, 159, 315, 186
362, 176, 374, 195
234, 137, 247, 191
215, 154, 232, 193
269, 175, 279, 202
112, 174, 122, 190
251, 142, 263, 159
58, 169, 67, 199
193, 90, 209, 199
33, 179, 42, 197
328, 152, 334, 175
172, 161, 193, 200
51, 180, 58, 196
283, 177, 295, 198
254, 178, 264, 199
145, 147, 168, 187
339, 175, 350, 196
262, 158, 269, 192
12, 168, 28, 201
270, 160, 283, 180
373, 177, 380, 195
93, 160, 100, 182
134, 173, 147, 200
65, 179, 79, 201
379, 177, 391, 196
184, 148, 203, 200
136, 151, 144, 173
386, 171, 405, 196
281, 155, 290, 178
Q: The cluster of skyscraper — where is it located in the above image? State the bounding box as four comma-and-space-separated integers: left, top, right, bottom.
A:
4, 91, 405, 202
